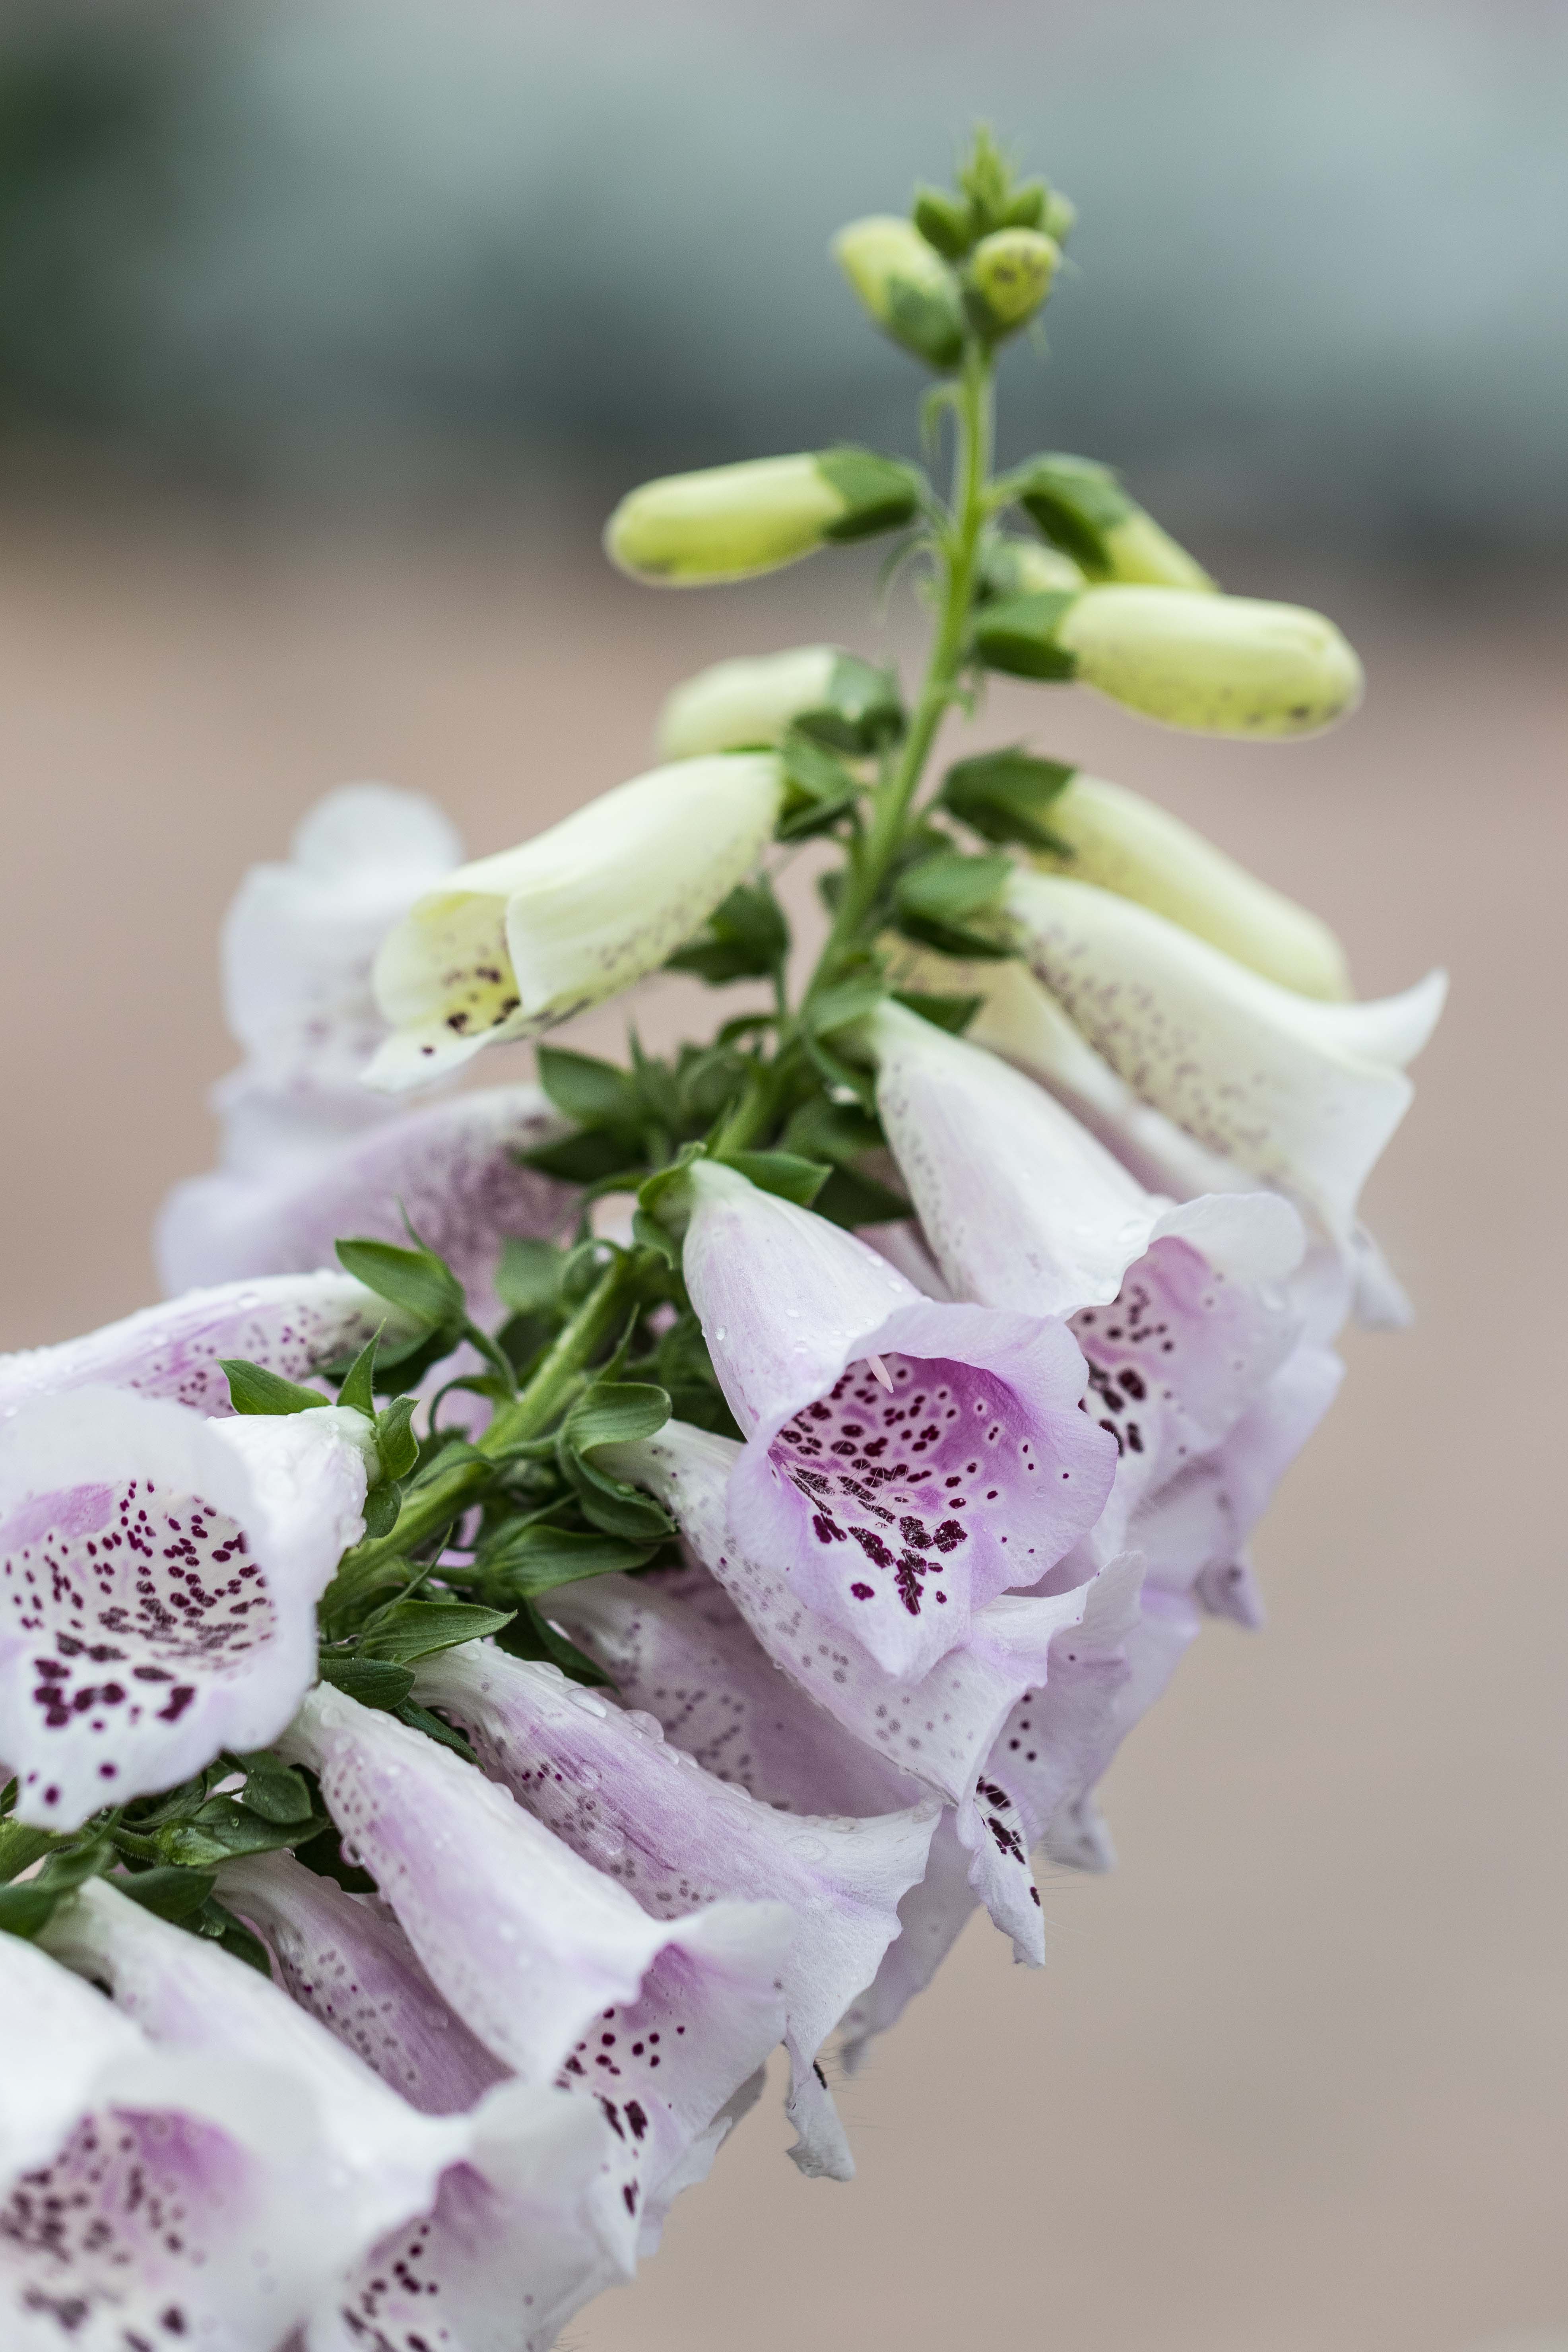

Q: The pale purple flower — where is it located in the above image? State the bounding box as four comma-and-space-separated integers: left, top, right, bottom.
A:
279, 1682, 794, 2217
596, 1417, 1100, 1962
1004, 869, 1446, 1244
0, 1271, 390, 1422
223, 1852, 644, 2350
0, 1923, 355, 2348
0, 1387, 368, 1828
679, 1160, 1117, 1681
413, 1639, 939, 2177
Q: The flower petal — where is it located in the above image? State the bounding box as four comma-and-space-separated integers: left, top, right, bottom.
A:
1006, 869, 1446, 1240
599, 1419, 1093, 1954
0, 1272, 390, 1422
279, 1683, 793, 2210
158, 1085, 572, 1309
413, 1640, 939, 2178
1039, 1587, 1201, 1871
681, 1164, 1116, 1679
0, 1390, 367, 1828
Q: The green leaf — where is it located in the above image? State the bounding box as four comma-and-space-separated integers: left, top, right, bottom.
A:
196, 1897, 273, 1975
359, 1599, 515, 1667
361, 1482, 402, 1541
373, 1396, 420, 1482
336, 1238, 466, 1335
912, 184, 974, 259
892, 850, 1017, 960
781, 1096, 885, 1165
335, 1328, 384, 1420
495, 1238, 564, 1318
534, 1046, 642, 1132
666, 880, 790, 987
718, 1150, 831, 1209
155, 1797, 324, 1868
815, 446, 926, 540
113, 1865, 217, 1924
0, 1816, 54, 1884
220, 1359, 330, 1417
559, 1381, 675, 1542
496, 1601, 613, 1688
562, 1381, 672, 1457
0, 1881, 58, 1938
231, 1756, 314, 1826
315, 1655, 417, 1709
938, 749, 1077, 853
812, 1164, 914, 1228
890, 988, 984, 1034
476, 1520, 659, 1600
804, 977, 886, 1040
522, 1128, 644, 1186
394, 1701, 476, 1762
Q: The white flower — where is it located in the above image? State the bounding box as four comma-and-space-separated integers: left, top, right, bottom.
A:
365, 756, 786, 1090
658, 644, 841, 759
0, 1386, 367, 1826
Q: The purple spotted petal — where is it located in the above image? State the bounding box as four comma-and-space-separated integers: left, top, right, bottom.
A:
598, 1419, 1095, 1958
223, 1854, 642, 2351
836, 1809, 980, 2074
0, 1272, 390, 1422
1040, 1586, 1201, 1871
413, 1640, 939, 2179
680, 1164, 1115, 1680
158, 1086, 572, 1314
0, 1388, 367, 1828
279, 1683, 792, 2217
546, 1568, 916, 1820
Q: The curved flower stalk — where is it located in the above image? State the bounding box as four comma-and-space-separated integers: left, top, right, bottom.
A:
865, 1002, 1305, 1525
598, 1417, 1098, 1962
677, 1160, 1116, 1680
279, 1682, 794, 2209
221, 1853, 644, 2350
0, 1924, 358, 2350
1006, 870, 1447, 1241
0, 1269, 391, 1422
411, 1640, 940, 2177
159, 1084, 573, 1308
0, 1387, 368, 1827
366, 756, 786, 1090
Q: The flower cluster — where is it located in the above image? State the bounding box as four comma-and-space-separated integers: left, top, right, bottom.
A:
0, 130, 1442, 2349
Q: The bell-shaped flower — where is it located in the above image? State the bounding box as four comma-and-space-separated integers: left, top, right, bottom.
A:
975, 582, 1364, 736
412, 1640, 939, 2178
279, 1682, 793, 2210
605, 448, 924, 585
0, 1269, 391, 1422
1005, 869, 1447, 1241
222, 1853, 644, 2349
866, 1001, 1304, 1525
656, 644, 900, 762
0, 1386, 369, 1827
832, 217, 965, 367
0, 1923, 363, 2349
596, 1417, 1099, 1964
677, 1159, 1116, 1681
1025, 771, 1351, 999
365, 756, 786, 1090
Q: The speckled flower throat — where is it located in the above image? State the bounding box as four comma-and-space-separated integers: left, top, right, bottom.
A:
0, 124, 1442, 2352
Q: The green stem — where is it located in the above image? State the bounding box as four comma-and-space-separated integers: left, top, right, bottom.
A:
807, 341, 995, 993
321, 1252, 642, 1620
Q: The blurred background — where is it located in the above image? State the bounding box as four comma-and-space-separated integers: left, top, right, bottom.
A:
0, 2, 1563, 2348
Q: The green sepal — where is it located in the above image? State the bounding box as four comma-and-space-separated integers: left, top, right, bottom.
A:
912, 184, 974, 259
795, 654, 904, 754
804, 976, 886, 1041
153, 1796, 326, 1869
971, 590, 1082, 681
315, 1655, 417, 1709
495, 1238, 564, 1319
891, 850, 1016, 959
1003, 179, 1048, 229
633, 1144, 705, 1261
229, 1754, 314, 1825
194, 1896, 273, 1974
666, 879, 789, 986
521, 1127, 640, 1186
474, 1520, 660, 1600
220, 1360, 330, 1417
113, 1865, 217, 1924
776, 732, 862, 843
335, 1237, 466, 1343
812, 1164, 912, 1228
815, 448, 926, 541
781, 1096, 885, 1165
1007, 453, 1134, 575
881, 277, 966, 369
0, 1880, 61, 1938
335, 1328, 384, 1421
394, 1701, 476, 1762
534, 1046, 641, 1131
558, 1382, 674, 1542
890, 988, 984, 1035
0, 1812, 54, 1885
373, 1395, 420, 1481
495, 1601, 613, 1688
938, 748, 1077, 852
358, 1599, 516, 1667
361, 1482, 402, 1541
718, 1151, 831, 1209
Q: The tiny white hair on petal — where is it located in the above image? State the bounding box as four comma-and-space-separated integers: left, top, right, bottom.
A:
0, 1387, 366, 1827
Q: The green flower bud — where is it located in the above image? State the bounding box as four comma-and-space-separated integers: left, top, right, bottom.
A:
1011, 453, 1216, 590
978, 534, 1085, 599
832, 215, 965, 369
1041, 190, 1077, 245
975, 585, 1365, 738
604, 448, 922, 587
1002, 179, 1048, 230
968, 229, 1059, 336
1030, 773, 1351, 998
912, 185, 973, 260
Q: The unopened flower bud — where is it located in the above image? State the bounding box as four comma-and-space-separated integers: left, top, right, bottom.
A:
366, 754, 785, 1088
968, 228, 1059, 336
1041, 190, 1077, 244
979, 534, 1085, 599
832, 215, 965, 368
1012, 453, 1215, 590
911, 185, 972, 260
605, 449, 922, 587
657, 645, 900, 760
974, 585, 1364, 738
1032, 772, 1352, 998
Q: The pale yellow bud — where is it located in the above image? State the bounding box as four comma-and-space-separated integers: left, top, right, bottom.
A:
832, 215, 964, 367
657, 646, 840, 760
605, 450, 921, 587
1055, 588, 1364, 735
969, 228, 1059, 332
